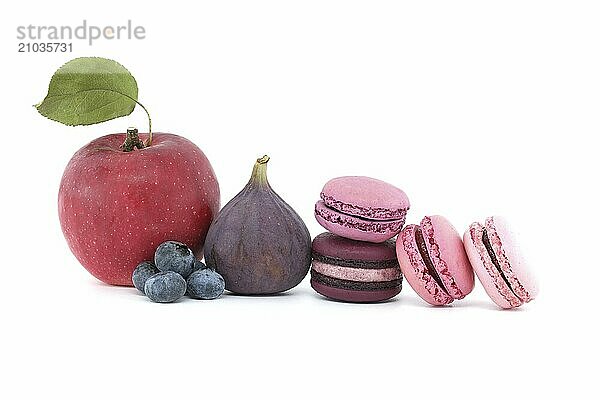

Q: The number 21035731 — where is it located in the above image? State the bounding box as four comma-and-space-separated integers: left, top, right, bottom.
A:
18, 42, 73, 53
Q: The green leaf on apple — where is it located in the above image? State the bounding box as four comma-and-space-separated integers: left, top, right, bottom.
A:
35, 57, 143, 127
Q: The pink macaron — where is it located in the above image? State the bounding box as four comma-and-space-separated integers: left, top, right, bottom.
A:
314, 176, 410, 243
463, 216, 538, 309
396, 215, 475, 306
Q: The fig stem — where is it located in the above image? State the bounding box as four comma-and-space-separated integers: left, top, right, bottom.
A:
257, 155, 270, 164
251, 155, 270, 186
121, 127, 146, 152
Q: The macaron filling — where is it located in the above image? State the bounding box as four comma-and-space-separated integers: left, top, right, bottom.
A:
312, 261, 402, 282
321, 193, 408, 221
420, 217, 466, 299
485, 218, 532, 302
400, 225, 453, 305
469, 223, 522, 308
315, 201, 405, 234
311, 270, 402, 291
414, 226, 446, 293
481, 229, 524, 306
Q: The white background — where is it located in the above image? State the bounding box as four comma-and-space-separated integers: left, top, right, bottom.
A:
1, 1, 598, 399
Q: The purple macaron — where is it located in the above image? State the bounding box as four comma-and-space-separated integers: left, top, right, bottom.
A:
311, 232, 403, 303
314, 176, 410, 243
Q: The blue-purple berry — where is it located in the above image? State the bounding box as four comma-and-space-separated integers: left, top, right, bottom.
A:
144, 271, 187, 303
187, 269, 225, 300
154, 241, 195, 278
132, 261, 159, 293
192, 259, 208, 273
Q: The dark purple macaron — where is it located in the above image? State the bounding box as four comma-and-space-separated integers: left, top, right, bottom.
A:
310, 232, 402, 303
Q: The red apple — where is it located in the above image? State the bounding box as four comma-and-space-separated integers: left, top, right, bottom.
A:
58, 132, 220, 286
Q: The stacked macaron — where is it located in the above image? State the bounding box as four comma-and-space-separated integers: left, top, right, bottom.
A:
311, 176, 409, 302
311, 233, 402, 302
315, 176, 410, 243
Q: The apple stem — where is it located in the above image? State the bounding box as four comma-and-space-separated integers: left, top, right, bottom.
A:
136, 101, 153, 147
122, 127, 146, 152
117, 93, 152, 147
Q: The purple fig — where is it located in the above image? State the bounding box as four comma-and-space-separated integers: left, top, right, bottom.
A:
203, 155, 311, 294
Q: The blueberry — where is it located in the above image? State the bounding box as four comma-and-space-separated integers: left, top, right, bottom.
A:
132, 261, 159, 293
187, 269, 225, 300
154, 241, 195, 278
192, 259, 208, 273
144, 271, 187, 303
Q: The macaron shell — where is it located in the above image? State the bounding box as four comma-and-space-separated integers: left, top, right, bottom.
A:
422, 215, 475, 299
311, 232, 397, 262
463, 222, 522, 309
315, 201, 403, 243
311, 279, 401, 303
396, 225, 453, 306
320, 176, 410, 220
486, 216, 539, 302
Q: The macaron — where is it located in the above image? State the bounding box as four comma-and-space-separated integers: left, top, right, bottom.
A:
396, 215, 474, 306
314, 176, 410, 243
310, 232, 403, 303
463, 216, 538, 309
